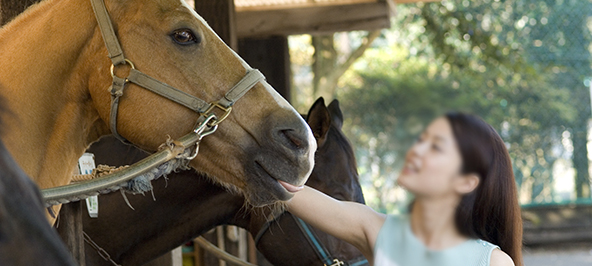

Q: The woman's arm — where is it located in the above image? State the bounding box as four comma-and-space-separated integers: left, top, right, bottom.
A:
490, 249, 515, 266
286, 186, 386, 258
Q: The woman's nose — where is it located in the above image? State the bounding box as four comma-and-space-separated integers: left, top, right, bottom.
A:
410, 141, 429, 156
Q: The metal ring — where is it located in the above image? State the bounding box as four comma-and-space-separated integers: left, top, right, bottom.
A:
202, 103, 232, 127
110, 59, 136, 78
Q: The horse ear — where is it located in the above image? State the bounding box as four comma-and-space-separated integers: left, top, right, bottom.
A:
306, 97, 331, 147
327, 99, 344, 130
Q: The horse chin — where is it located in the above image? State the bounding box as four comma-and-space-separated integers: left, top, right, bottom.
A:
243, 172, 295, 207
240, 152, 313, 207
243, 199, 287, 222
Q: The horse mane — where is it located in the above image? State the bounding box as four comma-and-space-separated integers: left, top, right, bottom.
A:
0, 0, 49, 31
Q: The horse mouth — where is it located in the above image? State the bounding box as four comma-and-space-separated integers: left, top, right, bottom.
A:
253, 161, 302, 200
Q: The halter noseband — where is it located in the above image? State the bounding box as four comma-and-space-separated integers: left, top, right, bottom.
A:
254, 212, 369, 266
90, 0, 264, 143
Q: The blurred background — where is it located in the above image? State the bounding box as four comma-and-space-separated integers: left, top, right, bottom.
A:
291, 0, 592, 212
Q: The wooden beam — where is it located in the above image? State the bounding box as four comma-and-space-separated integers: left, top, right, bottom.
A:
238, 36, 291, 101
236, 1, 391, 38
57, 202, 86, 266
235, 0, 380, 11
393, 0, 441, 3
235, 0, 439, 11
195, 0, 238, 50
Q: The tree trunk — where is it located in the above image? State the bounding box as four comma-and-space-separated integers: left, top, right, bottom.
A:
312, 34, 337, 100
312, 31, 381, 101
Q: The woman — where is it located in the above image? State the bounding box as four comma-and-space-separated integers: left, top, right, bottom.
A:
286, 112, 522, 266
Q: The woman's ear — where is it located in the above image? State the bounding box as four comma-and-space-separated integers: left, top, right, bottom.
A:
455, 174, 480, 194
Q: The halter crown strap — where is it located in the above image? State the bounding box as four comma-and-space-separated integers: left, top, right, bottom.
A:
90, 0, 124, 65
90, 0, 265, 143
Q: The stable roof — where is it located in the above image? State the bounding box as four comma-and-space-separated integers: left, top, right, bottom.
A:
234, 0, 437, 37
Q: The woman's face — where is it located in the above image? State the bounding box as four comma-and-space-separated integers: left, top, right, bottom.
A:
397, 117, 465, 199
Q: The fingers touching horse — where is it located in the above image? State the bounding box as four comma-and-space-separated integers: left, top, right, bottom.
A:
0, 0, 315, 222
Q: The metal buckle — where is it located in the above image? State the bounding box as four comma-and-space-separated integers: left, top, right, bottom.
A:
110, 59, 136, 79
202, 102, 232, 127
326, 259, 345, 266
194, 114, 218, 137
186, 114, 219, 160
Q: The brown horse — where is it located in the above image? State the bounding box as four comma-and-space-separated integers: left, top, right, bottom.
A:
0, 0, 315, 223
0, 98, 76, 265
74, 98, 367, 265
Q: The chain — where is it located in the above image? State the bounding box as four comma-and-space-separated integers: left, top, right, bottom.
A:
84, 231, 122, 266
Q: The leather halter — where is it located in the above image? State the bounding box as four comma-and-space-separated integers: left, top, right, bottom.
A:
90, 0, 265, 143
254, 212, 369, 266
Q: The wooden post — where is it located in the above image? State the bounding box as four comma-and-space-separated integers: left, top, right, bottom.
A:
57, 202, 86, 266
194, 0, 237, 50
216, 227, 227, 266
238, 228, 247, 261
238, 36, 292, 101
195, 1, 292, 101
247, 234, 257, 264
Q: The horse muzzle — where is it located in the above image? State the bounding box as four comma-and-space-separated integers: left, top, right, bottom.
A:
243, 111, 316, 206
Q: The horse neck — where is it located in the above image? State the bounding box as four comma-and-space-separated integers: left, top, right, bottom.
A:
82, 174, 245, 265
0, 0, 109, 188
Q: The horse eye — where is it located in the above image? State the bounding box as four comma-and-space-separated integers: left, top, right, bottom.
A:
171, 29, 200, 45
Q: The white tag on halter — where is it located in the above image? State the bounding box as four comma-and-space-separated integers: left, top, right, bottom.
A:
78, 153, 99, 218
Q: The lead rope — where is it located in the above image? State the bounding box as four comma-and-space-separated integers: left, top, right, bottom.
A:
43, 114, 218, 206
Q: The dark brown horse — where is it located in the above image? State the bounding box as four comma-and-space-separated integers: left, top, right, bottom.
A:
74, 98, 366, 265
0, 102, 76, 265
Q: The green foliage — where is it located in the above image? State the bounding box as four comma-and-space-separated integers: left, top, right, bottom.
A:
336, 0, 592, 212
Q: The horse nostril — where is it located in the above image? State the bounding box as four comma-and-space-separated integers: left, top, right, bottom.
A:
279, 129, 305, 151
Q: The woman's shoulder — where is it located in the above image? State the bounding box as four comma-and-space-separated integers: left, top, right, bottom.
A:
489, 249, 514, 266
471, 239, 514, 266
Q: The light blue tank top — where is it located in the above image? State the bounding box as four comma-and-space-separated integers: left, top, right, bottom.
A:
374, 214, 499, 266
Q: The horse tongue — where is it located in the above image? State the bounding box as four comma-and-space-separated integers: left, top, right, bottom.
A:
278, 180, 304, 193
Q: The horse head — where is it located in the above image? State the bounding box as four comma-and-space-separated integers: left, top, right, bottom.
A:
86, 0, 316, 206
249, 97, 367, 265
0, 0, 316, 209
305, 98, 365, 203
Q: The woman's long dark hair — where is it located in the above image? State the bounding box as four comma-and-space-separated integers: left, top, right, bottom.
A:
445, 112, 523, 266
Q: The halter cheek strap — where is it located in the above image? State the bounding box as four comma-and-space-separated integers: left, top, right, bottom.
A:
91, 0, 264, 143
